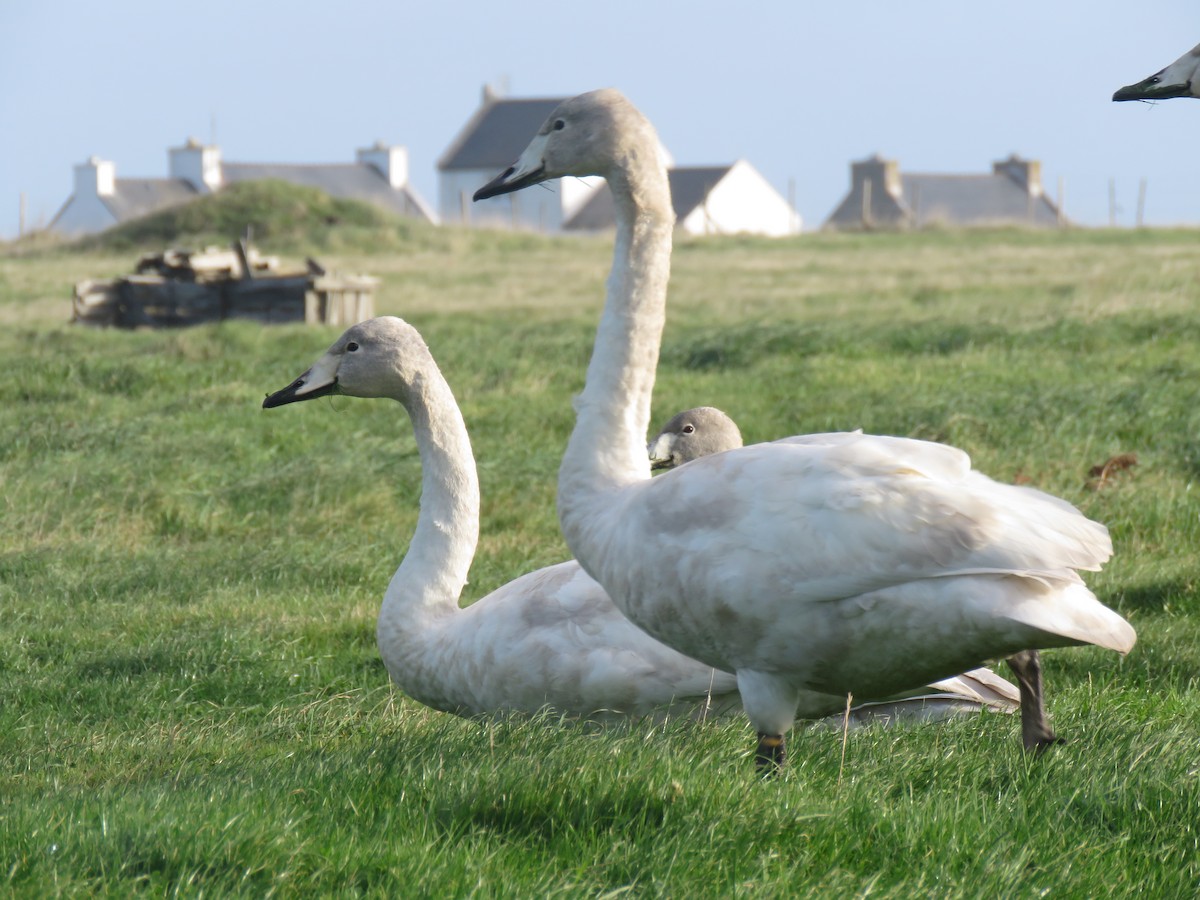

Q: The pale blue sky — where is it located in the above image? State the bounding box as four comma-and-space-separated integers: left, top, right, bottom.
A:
2, 1, 1197, 239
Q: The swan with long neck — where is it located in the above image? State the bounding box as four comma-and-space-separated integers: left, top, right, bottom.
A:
262, 321, 1020, 724
263, 317, 740, 720
475, 89, 1136, 769
1114, 42, 1200, 101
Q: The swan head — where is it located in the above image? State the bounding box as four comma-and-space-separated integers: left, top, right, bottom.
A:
263, 316, 430, 408
1113, 42, 1200, 101
473, 88, 658, 199
648, 407, 744, 471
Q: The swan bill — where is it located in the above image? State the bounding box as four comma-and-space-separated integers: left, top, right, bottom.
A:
473, 163, 548, 200
262, 371, 339, 408
473, 130, 552, 200
1113, 74, 1192, 101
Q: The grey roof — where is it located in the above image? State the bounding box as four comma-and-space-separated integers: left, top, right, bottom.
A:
669, 166, 734, 219
825, 159, 1064, 229
438, 97, 566, 171
102, 178, 199, 221
223, 162, 435, 221
564, 165, 734, 231
901, 174, 1061, 227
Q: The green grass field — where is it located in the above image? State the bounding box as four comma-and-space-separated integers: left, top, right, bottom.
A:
2, 222, 1199, 896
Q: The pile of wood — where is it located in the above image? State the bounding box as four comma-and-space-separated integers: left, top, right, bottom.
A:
73, 240, 376, 329
133, 244, 280, 281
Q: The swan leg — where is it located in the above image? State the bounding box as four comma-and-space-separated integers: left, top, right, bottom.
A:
739, 669, 801, 774
1005, 649, 1065, 753
755, 732, 786, 773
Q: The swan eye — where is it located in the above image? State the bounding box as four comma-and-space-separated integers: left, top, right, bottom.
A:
346, 341, 360, 352
682, 424, 695, 434
553, 119, 566, 131
1150, 76, 1161, 85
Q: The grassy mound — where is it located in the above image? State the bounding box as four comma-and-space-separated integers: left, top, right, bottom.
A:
74, 180, 443, 254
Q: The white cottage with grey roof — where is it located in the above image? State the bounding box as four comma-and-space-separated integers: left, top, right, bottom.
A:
50, 139, 435, 236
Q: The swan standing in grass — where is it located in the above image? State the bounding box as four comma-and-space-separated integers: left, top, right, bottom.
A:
1114, 43, 1200, 101
263, 320, 1018, 725
474, 89, 1136, 769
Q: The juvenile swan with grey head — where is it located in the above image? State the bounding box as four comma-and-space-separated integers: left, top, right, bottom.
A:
476, 89, 1135, 770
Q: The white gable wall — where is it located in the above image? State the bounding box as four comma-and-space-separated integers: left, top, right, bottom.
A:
50, 158, 118, 235
678, 161, 801, 237
560, 176, 604, 222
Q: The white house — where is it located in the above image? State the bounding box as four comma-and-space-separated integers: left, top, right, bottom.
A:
50, 139, 436, 236
565, 161, 801, 237
50, 157, 199, 235
669, 162, 800, 236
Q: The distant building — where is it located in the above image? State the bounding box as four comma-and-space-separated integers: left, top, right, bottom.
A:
824, 154, 1065, 230
49, 139, 436, 236
566, 161, 801, 237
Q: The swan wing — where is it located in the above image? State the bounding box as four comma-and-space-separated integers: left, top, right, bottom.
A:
630, 433, 1110, 601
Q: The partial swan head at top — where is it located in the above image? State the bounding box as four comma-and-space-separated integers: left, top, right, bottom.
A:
473, 89, 663, 200
1113, 42, 1200, 101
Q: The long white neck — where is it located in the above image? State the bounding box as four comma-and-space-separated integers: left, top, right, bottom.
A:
377, 364, 478, 675
557, 151, 674, 561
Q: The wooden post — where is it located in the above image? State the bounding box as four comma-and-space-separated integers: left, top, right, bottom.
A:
912, 183, 921, 229
1108, 178, 1116, 228
19, 192, 27, 238
460, 190, 469, 224
862, 179, 872, 229
234, 239, 254, 280
788, 177, 797, 234
1057, 176, 1066, 228
1136, 178, 1147, 228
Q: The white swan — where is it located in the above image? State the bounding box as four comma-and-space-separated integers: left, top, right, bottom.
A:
1114, 42, 1200, 101
263, 320, 1018, 725
474, 89, 1136, 768
264, 317, 738, 722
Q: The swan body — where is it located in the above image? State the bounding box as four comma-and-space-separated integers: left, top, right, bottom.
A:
1114, 42, 1200, 101
263, 322, 1018, 725
474, 89, 1135, 767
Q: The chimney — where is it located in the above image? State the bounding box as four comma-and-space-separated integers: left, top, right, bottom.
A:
357, 141, 409, 189
851, 154, 902, 199
75, 157, 115, 197
994, 154, 1042, 197
169, 137, 222, 192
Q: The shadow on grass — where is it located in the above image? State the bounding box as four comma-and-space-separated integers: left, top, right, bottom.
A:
1113, 579, 1195, 614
